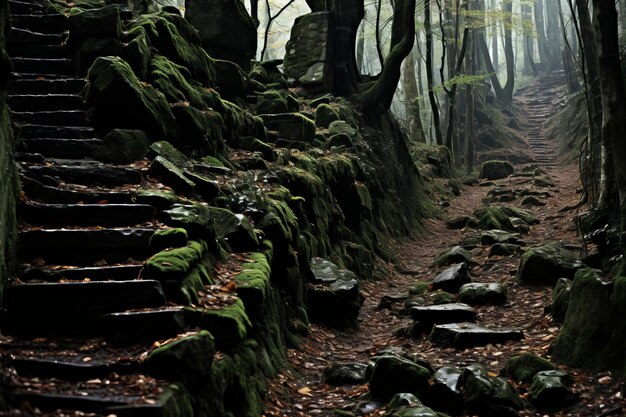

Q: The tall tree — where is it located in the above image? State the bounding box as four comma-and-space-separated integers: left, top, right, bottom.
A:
403, 48, 427, 142
425, 0, 443, 144
592, 0, 626, 271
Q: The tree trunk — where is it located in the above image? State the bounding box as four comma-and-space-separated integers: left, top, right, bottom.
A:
403, 49, 426, 143
576, 0, 612, 208
592, 0, 626, 272
522, 3, 533, 75
502, 0, 514, 100
534, 0, 550, 70
425, 0, 443, 144
545, 0, 562, 71
465, 27, 475, 174
359, 0, 416, 118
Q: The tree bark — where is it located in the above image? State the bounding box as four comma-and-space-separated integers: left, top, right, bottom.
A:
403, 49, 426, 143
425, 0, 443, 144
534, 0, 550, 69
465, 27, 475, 174
592, 0, 626, 271
502, 0, 514, 100
359, 0, 416, 118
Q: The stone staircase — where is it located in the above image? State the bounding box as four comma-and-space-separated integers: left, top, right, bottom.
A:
1, 1, 205, 415
515, 70, 568, 167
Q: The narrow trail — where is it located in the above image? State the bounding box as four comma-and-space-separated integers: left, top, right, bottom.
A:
263, 76, 622, 417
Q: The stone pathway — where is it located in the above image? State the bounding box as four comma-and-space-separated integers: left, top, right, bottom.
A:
262, 77, 617, 416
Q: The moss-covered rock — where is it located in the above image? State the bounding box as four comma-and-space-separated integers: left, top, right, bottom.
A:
85, 56, 177, 141
68, 5, 121, 48
433, 246, 472, 267
368, 354, 431, 402
259, 113, 316, 142
93, 129, 149, 164
550, 277, 572, 322
161, 204, 216, 241
552, 269, 626, 371
461, 365, 523, 417
208, 207, 259, 253
187, 299, 252, 350
503, 353, 556, 383
122, 26, 152, 79
315, 103, 339, 128
214, 59, 246, 99
256, 90, 289, 114
529, 370, 577, 410
144, 330, 216, 383
479, 160, 514, 180
516, 242, 582, 285
150, 228, 188, 252
144, 240, 207, 281
171, 104, 226, 157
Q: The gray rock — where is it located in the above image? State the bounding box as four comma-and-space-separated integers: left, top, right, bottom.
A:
458, 283, 506, 306
314, 103, 339, 128
432, 263, 471, 293
208, 207, 258, 252
429, 367, 464, 413
161, 203, 216, 241
323, 362, 368, 386
481, 230, 524, 246
446, 215, 478, 229
462, 365, 524, 417
521, 196, 546, 206
329, 120, 357, 138
256, 91, 289, 114
327, 133, 353, 148
410, 303, 477, 326
259, 113, 316, 142
551, 278, 572, 322
185, 0, 256, 69
479, 160, 514, 180
94, 129, 149, 164
489, 243, 521, 257
283, 12, 332, 89
503, 353, 557, 383
307, 258, 364, 328
433, 246, 473, 267
430, 323, 523, 348
149, 156, 196, 195
368, 354, 431, 401
388, 393, 422, 408
530, 370, 577, 410
516, 242, 583, 285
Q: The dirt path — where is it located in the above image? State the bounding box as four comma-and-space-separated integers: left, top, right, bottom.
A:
263, 77, 625, 417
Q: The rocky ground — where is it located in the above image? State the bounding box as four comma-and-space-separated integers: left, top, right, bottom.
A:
263, 76, 626, 417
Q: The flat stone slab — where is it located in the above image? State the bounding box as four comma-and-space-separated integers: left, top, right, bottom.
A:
480, 229, 524, 246
458, 283, 507, 306
410, 303, 477, 324
430, 323, 523, 348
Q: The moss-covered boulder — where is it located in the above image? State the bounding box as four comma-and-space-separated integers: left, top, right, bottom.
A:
516, 242, 583, 285
143, 240, 207, 281
323, 362, 368, 386
502, 353, 556, 383
473, 207, 515, 231
214, 59, 246, 99
314, 103, 339, 128
433, 246, 472, 267
461, 365, 523, 417
85, 56, 177, 141
256, 91, 289, 115
68, 5, 121, 48
144, 330, 216, 384
368, 354, 431, 402
550, 278, 572, 322
122, 26, 152, 80
150, 228, 188, 252
429, 367, 464, 414
552, 269, 626, 371
307, 257, 364, 329
184, 0, 256, 69
479, 160, 514, 180
529, 370, 577, 410
93, 129, 149, 164
458, 283, 506, 306
259, 113, 315, 142
171, 104, 226, 156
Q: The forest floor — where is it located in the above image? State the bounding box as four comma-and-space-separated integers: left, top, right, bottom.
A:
263, 76, 626, 417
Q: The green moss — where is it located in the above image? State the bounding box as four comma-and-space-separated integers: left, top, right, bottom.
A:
149, 55, 207, 108
144, 240, 207, 281
122, 26, 152, 80
150, 228, 188, 251
432, 291, 456, 304
315, 103, 340, 128
171, 104, 226, 157
503, 354, 556, 383
188, 299, 252, 350
160, 384, 194, 417
409, 282, 431, 296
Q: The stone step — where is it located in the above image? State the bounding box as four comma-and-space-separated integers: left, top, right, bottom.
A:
5, 280, 166, 318
19, 124, 95, 139
8, 43, 69, 59
9, 0, 49, 14
13, 152, 46, 163
20, 176, 176, 208
11, 356, 140, 381
20, 163, 143, 186
410, 303, 477, 325
20, 202, 156, 227
430, 323, 523, 349
5, 307, 188, 339
12, 391, 167, 417
13, 110, 87, 126
11, 14, 69, 33
21, 264, 143, 282
10, 77, 85, 94
17, 228, 154, 265
17, 138, 99, 159
8, 93, 83, 111
9, 27, 64, 45
11, 57, 74, 76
